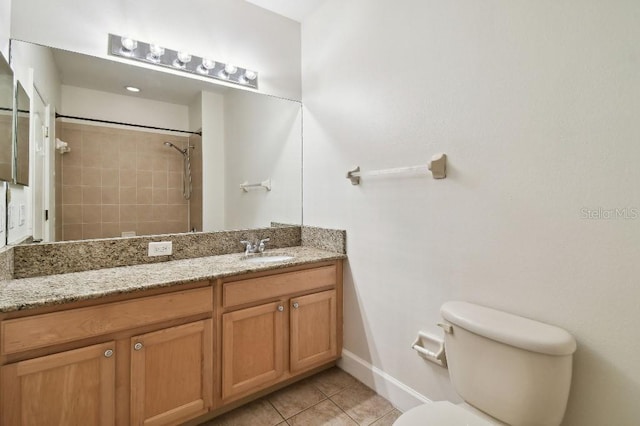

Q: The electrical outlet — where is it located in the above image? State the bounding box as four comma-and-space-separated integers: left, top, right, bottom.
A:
148, 241, 173, 257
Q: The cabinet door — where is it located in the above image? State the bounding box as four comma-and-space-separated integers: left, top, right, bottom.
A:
1, 341, 116, 426
290, 290, 337, 373
130, 320, 213, 426
222, 301, 285, 399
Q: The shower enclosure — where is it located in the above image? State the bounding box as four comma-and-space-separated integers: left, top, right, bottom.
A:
57, 121, 201, 240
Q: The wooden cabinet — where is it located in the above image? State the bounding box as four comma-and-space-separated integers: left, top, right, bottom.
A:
0, 285, 212, 426
1, 341, 116, 426
131, 320, 213, 426
290, 290, 337, 373
220, 263, 342, 402
1, 287, 213, 356
222, 301, 285, 399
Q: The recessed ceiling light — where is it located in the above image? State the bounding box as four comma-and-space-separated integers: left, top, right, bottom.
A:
125, 86, 141, 93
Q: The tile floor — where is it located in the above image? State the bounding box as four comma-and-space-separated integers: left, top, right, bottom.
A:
201, 367, 402, 426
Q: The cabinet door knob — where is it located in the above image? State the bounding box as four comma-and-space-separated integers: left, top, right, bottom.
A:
134, 342, 144, 351
104, 349, 114, 358
292, 302, 299, 309
277, 305, 284, 312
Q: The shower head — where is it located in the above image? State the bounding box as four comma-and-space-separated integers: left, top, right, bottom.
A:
164, 141, 188, 156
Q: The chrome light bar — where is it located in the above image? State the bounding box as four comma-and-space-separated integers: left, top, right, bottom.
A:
108, 34, 258, 89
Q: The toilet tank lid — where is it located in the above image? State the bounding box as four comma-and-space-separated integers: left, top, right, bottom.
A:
441, 302, 577, 356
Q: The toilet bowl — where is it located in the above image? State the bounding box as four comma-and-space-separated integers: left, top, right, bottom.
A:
394, 301, 577, 426
394, 401, 502, 426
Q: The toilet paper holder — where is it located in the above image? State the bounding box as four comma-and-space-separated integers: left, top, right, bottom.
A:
411, 330, 447, 368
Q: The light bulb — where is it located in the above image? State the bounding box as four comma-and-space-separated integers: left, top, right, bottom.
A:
147, 44, 165, 63
243, 70, 257, 81
120, 37, 138, 55
173, 51, 192, 68
177, 51, 191, 63
197, 58, 216, 74
224, 64, 238, 75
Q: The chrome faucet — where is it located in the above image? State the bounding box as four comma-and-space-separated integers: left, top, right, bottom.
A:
241, 238, 270, 255
258, 238, 270, 253
240, 240, 256, 255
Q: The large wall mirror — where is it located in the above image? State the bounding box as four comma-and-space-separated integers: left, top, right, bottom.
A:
0, 53, 13, 182
9, 39, 302, 243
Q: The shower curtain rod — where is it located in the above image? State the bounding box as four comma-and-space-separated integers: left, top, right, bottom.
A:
0, 107, 29, 113
55, 113, 202, 136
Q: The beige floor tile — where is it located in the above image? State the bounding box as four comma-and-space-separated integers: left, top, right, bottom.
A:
330, 382, 395, 426
287, 400, 358, 426
199, 370, 397, 426
205, 399, 284, 426
370, 409, 402, 426
268, 380, 327, 419
309, 367, 359, 397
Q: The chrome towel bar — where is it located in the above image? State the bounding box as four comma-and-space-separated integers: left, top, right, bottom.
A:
240, 178, 271, 192
346, 153, 447, 185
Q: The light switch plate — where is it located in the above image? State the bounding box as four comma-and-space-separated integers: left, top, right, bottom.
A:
7, 205, 14, 229
0, 204, 4, 238
148, 241, 173, 257
18, 204, 25, 226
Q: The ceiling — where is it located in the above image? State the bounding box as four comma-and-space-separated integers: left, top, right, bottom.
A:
244, 0, 326, 22
51, 1, 330, 104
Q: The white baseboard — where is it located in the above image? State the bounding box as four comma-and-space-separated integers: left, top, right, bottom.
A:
337, 349, 432, 413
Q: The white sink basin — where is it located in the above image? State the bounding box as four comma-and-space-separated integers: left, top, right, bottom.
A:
243, 255, 294, 264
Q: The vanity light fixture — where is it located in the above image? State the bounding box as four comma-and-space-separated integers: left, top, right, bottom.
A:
108, 34, 259, 89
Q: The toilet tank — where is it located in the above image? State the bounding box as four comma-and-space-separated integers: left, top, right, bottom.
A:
441, 302, 577, 426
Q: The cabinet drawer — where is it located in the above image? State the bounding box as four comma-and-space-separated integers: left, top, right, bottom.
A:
1, 286, 212, 355
223, 265, 336, 308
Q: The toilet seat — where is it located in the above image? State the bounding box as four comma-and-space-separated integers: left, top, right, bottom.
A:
393, 401, 499, 426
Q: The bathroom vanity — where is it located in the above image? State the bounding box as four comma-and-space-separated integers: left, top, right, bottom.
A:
0, 247, 344, 425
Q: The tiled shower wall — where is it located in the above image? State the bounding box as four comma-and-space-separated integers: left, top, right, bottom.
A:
57, 122, 198, 241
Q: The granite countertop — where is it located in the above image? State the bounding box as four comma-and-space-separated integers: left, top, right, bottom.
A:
0, 247, 346, 313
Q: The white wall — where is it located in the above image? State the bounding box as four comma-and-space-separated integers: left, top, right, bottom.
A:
188, 93, 202, 133
201, 91, 225, 231
10, 0, 301, 100
0, 0, 10, 58
60, 85, 189, 131
302, 1, 640, 425
223, 90, 302, 229
11, 41, 60, 110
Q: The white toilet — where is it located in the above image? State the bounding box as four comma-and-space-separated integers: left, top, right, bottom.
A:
395, 301, 577, 426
